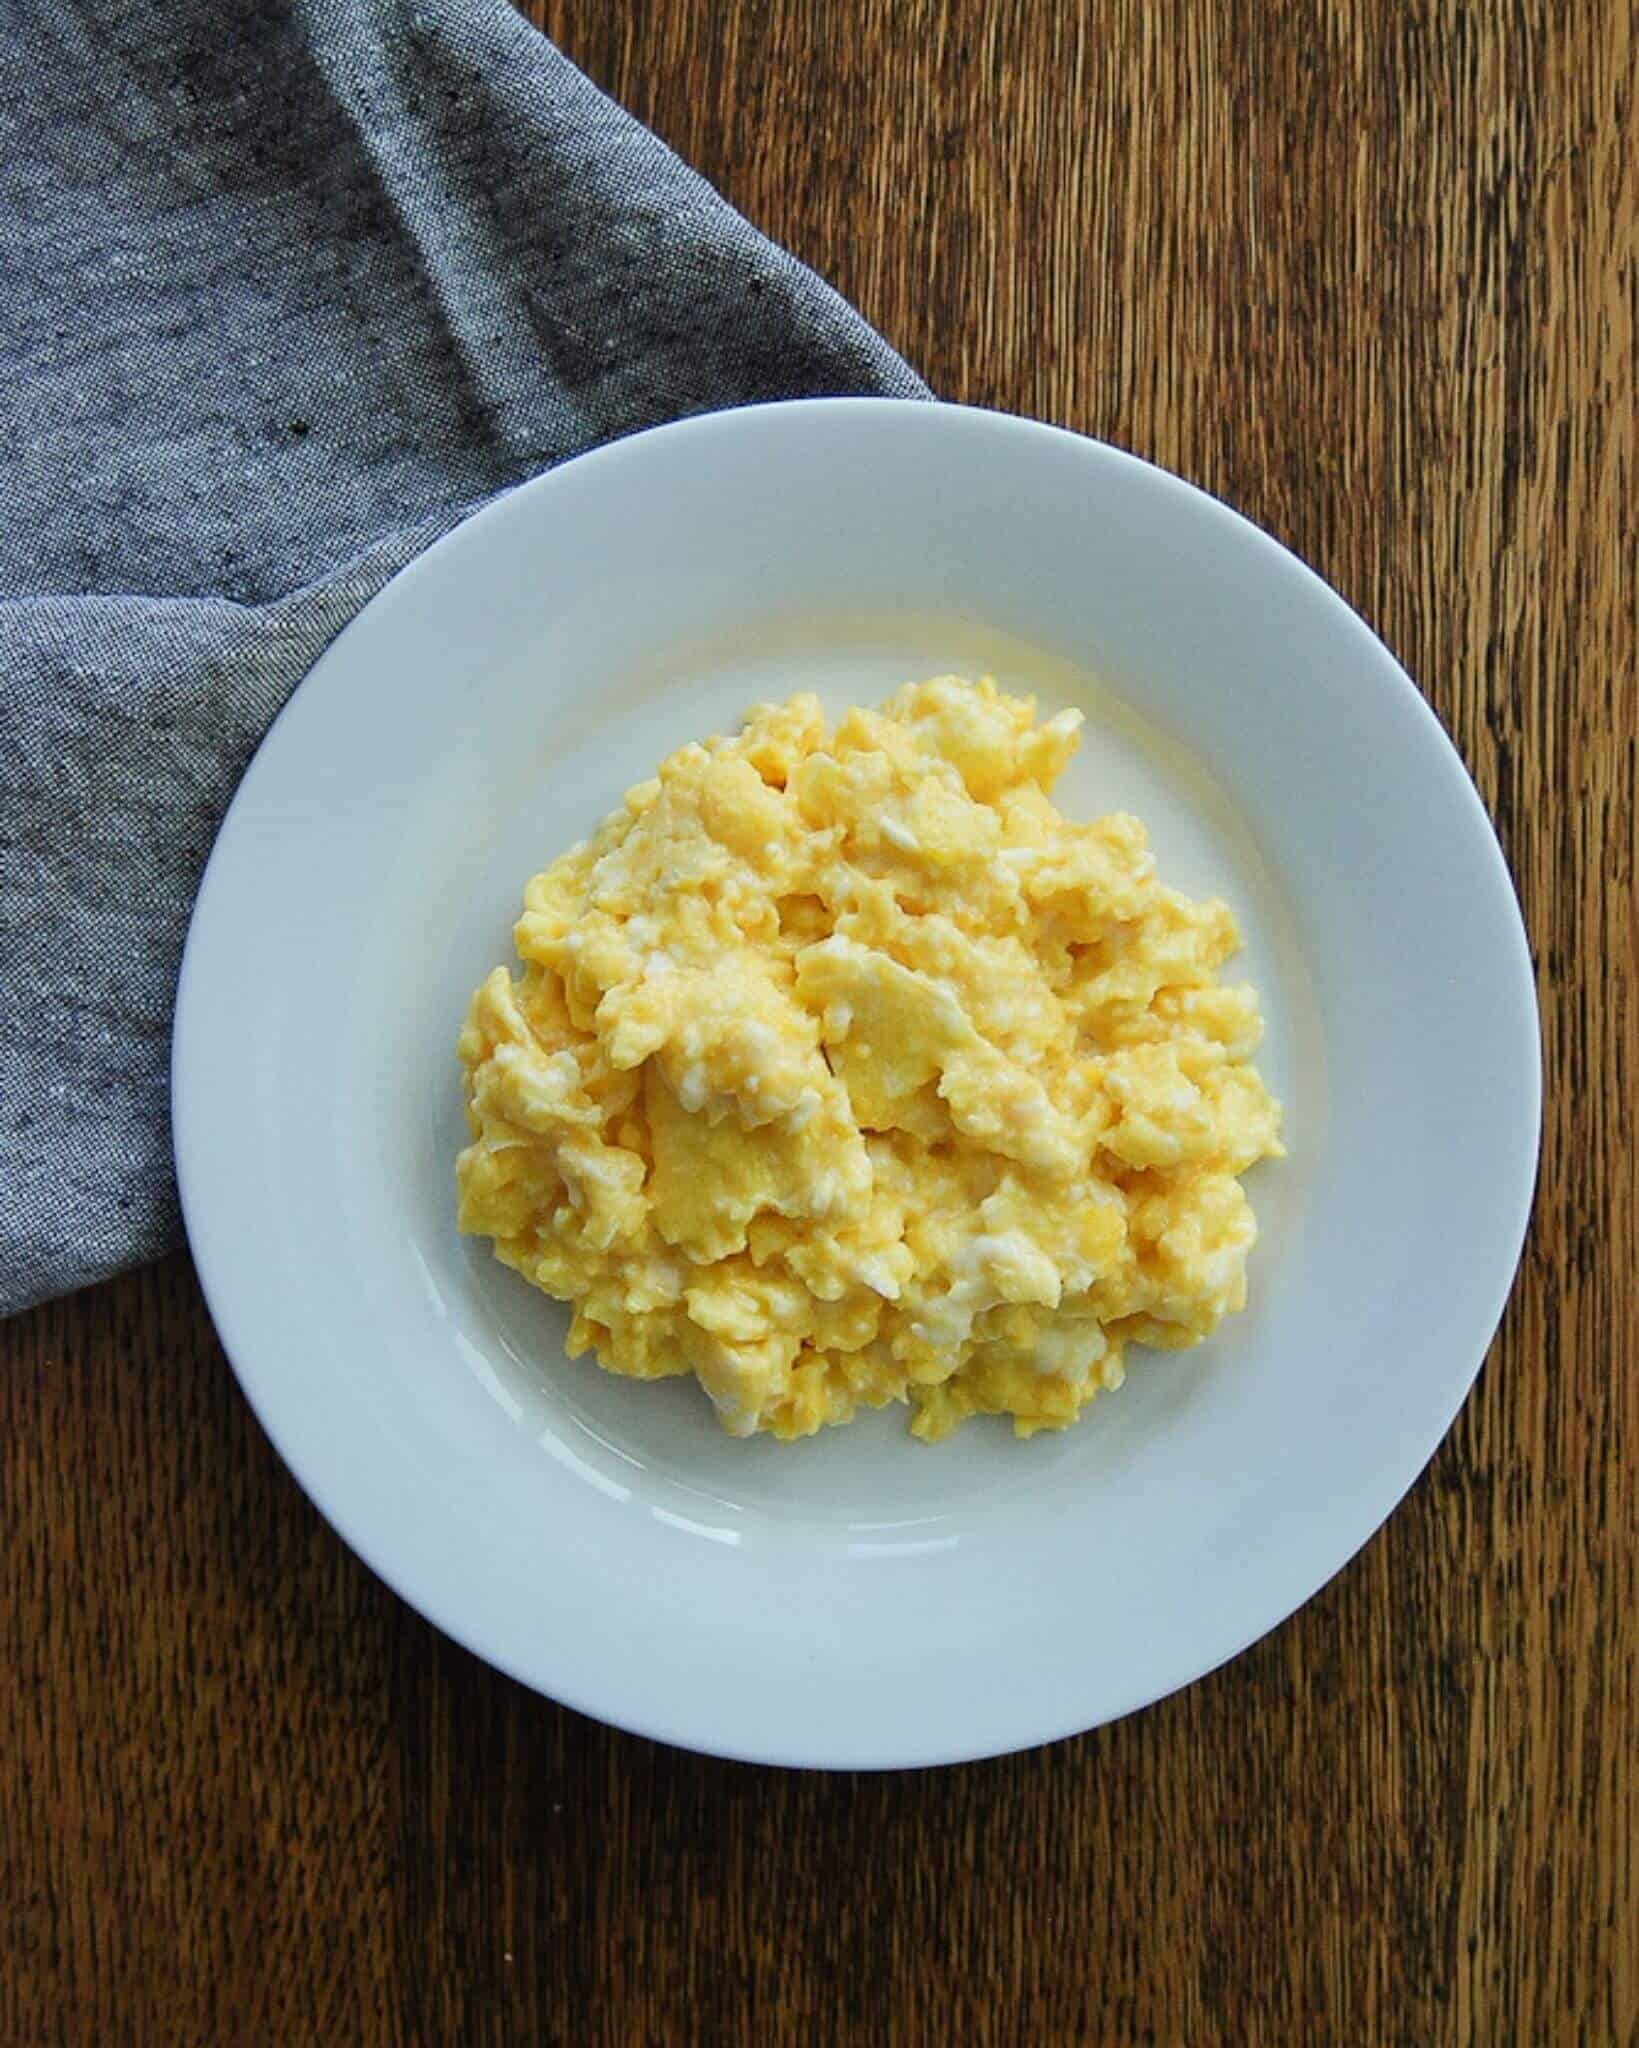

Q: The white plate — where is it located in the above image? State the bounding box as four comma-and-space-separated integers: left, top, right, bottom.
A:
173, 400, 1539, 1768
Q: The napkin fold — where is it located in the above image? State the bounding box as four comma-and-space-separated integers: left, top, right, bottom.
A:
0, 0, 926, 1314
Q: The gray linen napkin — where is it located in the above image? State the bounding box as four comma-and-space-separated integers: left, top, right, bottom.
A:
0, 0, 927, 1314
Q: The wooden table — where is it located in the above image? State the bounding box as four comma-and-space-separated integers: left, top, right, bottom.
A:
6, 2, 1632, 2040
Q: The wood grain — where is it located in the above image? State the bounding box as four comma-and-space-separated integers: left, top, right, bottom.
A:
4, 1, 1632, 2040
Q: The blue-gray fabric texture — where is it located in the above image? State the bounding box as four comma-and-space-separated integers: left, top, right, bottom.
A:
0, 0, 927, 1314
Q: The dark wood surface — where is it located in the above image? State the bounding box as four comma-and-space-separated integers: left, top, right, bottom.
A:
6, 2, 1633, 2040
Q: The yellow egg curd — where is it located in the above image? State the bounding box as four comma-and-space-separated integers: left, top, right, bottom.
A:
456, 677, 1283, 1441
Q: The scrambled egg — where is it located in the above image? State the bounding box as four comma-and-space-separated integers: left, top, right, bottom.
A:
457, 678, 1283, 1441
